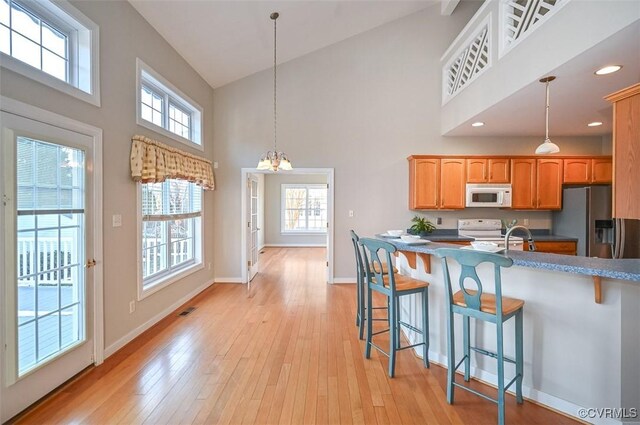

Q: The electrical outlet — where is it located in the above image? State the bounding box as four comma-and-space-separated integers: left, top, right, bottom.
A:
348, 210, 354, 218
112, 214, 122, 227
208, 262, 212, 270
129, 301, 135, 314
436, 217, 442, 225
524, 218, 530, 226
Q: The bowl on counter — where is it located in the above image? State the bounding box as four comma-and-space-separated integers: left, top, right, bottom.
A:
400, 235, 421, 242
386, 230, 404, 237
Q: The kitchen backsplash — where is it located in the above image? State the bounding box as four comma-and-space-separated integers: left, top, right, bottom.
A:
412, 210, 552, 230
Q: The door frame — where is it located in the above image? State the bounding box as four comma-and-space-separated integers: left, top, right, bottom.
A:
0, 98, 104, 392
240, 168, 334, 284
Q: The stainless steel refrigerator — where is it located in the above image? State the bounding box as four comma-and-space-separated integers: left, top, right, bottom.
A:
552, 186, 640, 258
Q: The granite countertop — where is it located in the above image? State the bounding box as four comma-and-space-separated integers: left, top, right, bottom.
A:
374, 235, 640, 282
420, 229, 577, 242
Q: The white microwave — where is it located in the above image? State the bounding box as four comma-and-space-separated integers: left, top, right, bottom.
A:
465, 184, 512, 208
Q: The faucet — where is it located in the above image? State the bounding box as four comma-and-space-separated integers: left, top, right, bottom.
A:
504, 225, 536, 253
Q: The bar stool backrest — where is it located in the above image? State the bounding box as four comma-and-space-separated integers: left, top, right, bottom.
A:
359, 238, 397, 292
435, 248, 513, 319
350, 230, 366, 286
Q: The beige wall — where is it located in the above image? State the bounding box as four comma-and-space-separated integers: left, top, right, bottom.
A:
212, 2, 607, 280
0, 1, 215, 349
264, 173, 327, 246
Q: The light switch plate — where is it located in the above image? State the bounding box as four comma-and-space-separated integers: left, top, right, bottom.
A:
112, 214, 122, 227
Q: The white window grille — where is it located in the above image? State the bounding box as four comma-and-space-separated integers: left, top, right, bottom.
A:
501, 0, 566, 57
281, 184, 328, 234
0, 0, 99, 105
139, 179, 203, 295
136, 58, 203, 149
443, 17, 491, 101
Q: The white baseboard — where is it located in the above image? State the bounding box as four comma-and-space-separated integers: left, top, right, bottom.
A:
263, 244, 326, 247
104, 279, 213, 358
332, 277, 357, 284
214, 277, 244, 283
398, 328, 609, 424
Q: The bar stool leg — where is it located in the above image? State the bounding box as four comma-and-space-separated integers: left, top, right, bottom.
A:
365, 286, 373, 359
388, 295, 397, 378
496, 322, 506, 425
422, 289, 430, 368
515, 309, 524, 404
394, 297, 401, 350
358, 281, 365, 340
463, 315, 471, 382
445, 308, 455, 404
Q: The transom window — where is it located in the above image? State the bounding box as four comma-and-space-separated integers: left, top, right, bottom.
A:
281, 184, 328, 234
0, 0, 99, 105
140, 179, 202, 294
136, 58, 203, 149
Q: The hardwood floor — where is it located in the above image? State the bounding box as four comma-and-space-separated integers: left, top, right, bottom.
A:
15, 247, 578, 424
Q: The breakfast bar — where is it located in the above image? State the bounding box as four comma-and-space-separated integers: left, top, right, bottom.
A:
375, 236, 640, 423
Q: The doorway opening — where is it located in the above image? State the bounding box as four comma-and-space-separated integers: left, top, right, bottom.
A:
240, 168, 334, 286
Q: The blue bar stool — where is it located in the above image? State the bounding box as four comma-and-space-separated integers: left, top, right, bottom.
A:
359, 237, 430, 377
435, 248, 524, 425
350, 230, 391, 340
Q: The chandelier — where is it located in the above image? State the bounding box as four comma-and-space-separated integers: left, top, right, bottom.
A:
257, 12, 292, 172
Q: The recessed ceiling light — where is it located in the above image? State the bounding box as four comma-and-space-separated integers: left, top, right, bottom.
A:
595, 65, 622, 75
587, 121, 603, 127
471, 122, 485, 127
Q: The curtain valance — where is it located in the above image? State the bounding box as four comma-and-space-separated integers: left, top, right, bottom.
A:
130, 135, 215, 190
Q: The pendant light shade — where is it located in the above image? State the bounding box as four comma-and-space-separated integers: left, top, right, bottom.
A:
256, 12, 292, 172
535, 76, 560, 155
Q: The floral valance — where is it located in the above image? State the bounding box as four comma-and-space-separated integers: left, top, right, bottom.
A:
130, 135, 215, 190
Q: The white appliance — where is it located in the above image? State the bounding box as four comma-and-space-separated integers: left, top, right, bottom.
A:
465, 184, 512, 208
458, 219, 524, 251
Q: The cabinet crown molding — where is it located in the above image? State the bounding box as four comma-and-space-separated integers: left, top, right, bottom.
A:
604, 82, 640, 103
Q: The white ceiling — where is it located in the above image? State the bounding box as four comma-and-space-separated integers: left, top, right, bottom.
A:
447, 20, 640, 137
129, 0, 435, 89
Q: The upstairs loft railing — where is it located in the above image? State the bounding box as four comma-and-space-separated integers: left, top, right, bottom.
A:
442, 0, 567, 104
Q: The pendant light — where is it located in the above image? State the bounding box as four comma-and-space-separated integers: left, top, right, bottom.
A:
535, 76, 560, 155
257, 12, 292, 172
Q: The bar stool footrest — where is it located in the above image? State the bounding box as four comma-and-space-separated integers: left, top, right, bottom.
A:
369, 342, 390, 358
397, 342, 426, 351
452, 381, 498, 404
470, 346, 516, 364
503, 374, 521, 393
398, 320, 424, 335
372, 328, 390, 336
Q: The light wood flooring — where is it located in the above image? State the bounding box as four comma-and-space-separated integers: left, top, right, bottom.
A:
15, 247, 579, 424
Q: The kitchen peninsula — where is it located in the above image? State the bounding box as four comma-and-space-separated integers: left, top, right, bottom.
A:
373, 236, 640, 422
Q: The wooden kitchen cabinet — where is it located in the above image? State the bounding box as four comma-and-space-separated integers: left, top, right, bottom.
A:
408, 156, 465, 210
537, 159, 563, 210
606, 83, 640, 219
440, 158, 466, 209
409, 158, 439, 209
524, 241, 577, 255
591, 159, 612, 183
466, 158, 510, 183
510, 159, 537, 209
563, 158, 612, 184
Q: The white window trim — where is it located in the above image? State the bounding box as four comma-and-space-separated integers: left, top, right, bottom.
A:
136, 58, 203, 151
136, 182, 204, 301
0, 0, 100, 106
281, 184, 328, 235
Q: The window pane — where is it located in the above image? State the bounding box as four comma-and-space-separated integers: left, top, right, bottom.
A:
141, 86, 152, 106
143, 244, 167, 280
17, 276, 34, 325
60, 304, 81, 348
0, 24, 9, 54
142, 221, 166, 248
142, 183, 164, 215
11, 3, 40, 43
37, 313, 60, 360
152, 93, 163, 111
152, 111, 162, 126
18, 321, 36, 372
42, 22, 66, 57
12, 31, 40, 68
42, 48, 66, 81
60, 266, 81, 307
168, 180, 189, 214
0, 0, 9, 26
141, 104, 153, 123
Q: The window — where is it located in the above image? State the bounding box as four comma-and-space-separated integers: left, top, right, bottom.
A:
139, 179, 203, 296
281, 184, 328, 234
136, 58, 203, 149
0, 0, 100, 105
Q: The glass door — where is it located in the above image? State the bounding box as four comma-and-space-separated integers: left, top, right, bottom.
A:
1, 111, 95, 422
247, 176, 259, 285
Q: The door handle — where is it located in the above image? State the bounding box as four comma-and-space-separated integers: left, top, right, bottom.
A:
86, 259, 97, 268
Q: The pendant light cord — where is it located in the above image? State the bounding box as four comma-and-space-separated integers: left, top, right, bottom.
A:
545, 81, 550, 140
273, 14, 277, 153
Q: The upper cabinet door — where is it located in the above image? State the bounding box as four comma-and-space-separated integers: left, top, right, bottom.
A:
440, 158, 466, 209
591, 159, 612, 184
510, 159, 536, 209
563, 159, 592, 184
537, 159, 563, 210
488, 159, 510, 183
409, 158, 439, 209
466, 159, 487, 183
